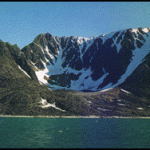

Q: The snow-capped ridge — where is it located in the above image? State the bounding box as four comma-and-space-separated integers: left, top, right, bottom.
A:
23, 27, 150, 92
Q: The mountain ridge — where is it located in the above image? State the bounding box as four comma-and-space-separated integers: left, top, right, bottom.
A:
21, 27, 150, 92
0, 26, 150, 116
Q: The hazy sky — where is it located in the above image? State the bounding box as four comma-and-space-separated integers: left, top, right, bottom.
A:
0, 2, 150, 49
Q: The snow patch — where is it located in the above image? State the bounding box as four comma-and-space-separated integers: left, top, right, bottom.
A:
132, 27, 150, 36
117, 103, 126, 106
39, 98, 66, 112
117, 99, 122, 102
77, 37, 85, 45
70, 68, 109, 91
102, 30, 119, 44
39, 98, 47, 105
46, 38, 67, 76
142, 27, 150, 33
132, 28, 138, 33
79, 38, 95, 60
18, 65, 31, 79
111, 30, 125, 53
112, 32, 150, 88
137, 107, 143, 110
98, 82, 114, 91
97, 107, 108, 111
35, 60, 49, 84
99, 88, 112, 93
45, 45, 54, 59
121, 89, 131, 94
53, 37, 59, 45
34, 42, 45, 54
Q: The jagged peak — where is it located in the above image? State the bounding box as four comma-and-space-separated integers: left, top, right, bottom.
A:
45, 32, 53, 41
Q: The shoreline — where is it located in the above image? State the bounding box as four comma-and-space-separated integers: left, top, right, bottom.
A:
0, 115, 150, 119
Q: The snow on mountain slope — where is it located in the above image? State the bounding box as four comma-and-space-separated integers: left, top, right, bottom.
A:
97, 27, 150, 90
18, 65, 31, 79
113, 30, 150, 87
21, 27, 150, 91
34, 60, 49, 85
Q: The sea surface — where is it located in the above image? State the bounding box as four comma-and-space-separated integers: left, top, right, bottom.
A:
0, 117, 150, 148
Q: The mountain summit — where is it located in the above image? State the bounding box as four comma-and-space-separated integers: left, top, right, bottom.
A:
22, 27, 150, 92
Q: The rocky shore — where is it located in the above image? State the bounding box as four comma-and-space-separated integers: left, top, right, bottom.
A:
0, 115, 150, 119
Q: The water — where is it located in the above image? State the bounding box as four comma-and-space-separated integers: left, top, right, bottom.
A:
0, 117, 150, 148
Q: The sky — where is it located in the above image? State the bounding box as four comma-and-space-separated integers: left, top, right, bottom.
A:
0, 2, 150, 49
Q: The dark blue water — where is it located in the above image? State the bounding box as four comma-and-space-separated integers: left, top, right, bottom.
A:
0, 117, 150, 148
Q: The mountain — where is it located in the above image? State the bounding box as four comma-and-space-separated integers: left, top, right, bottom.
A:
120, 49, 150, 99
22, 27, 150, 92
0, 27, 150, 116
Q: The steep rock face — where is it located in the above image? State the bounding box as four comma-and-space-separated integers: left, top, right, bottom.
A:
21, 27, 150, 91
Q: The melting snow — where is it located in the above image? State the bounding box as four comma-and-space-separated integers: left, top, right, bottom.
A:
45, 45, 54, 59
117, 99, 122, 102
39, 98, 47, 105
77, 37, 85, 45
121, 89, 131, 94
111, 30, 125, 53
18, 65, 31, 79
39, 98, 66, 112
99, 88, 112, 93
35, 60, 49, 84
78, 37, 95, 61
142, 27, 150, 33
102, 30, 119, 44
137, 107, 143, 110
132, 27, 150, 36
132, 28, 138, 33
34, 42, 45, 54
46, 39, 66, 75
117, 103, 126, 106
97, 107, 108, 111
112, 31, 150, 88
70, 67, 109, 91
